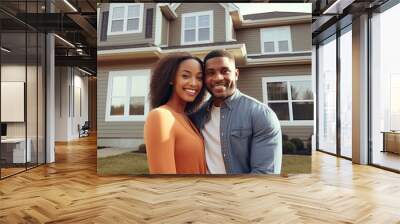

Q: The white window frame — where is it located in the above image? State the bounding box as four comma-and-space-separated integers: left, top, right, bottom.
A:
107, 3, 144, 36
105, 69, 150, 122
260, 26, 292, 55
262, 76, 313, 126
181, 10, 214, 45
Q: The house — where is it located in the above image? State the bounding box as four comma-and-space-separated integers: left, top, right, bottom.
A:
97, 3, 312, 150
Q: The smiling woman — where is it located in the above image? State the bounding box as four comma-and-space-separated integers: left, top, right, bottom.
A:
149, 53, 206, 114
144, 53, 207, 174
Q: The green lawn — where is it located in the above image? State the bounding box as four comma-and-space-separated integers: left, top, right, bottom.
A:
97, 152, 311, 175
282, 154, 311, 174
97, 152, 149, 175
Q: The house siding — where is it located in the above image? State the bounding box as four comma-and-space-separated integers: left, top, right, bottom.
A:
168, 3, 226, 46
291, 23, 311, 52
236, 23, 311, 54
237, 64, 313, 140
236, 28, 261, 54
97, 60, 158, 146
98, 3, 156, 47
161, 13, 169, 46
232, 24, 236, 40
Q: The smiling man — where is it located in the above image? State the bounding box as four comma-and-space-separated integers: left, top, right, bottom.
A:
190, 50, 282, 174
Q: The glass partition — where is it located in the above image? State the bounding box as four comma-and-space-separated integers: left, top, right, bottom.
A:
27, 30, 38, 169
371, 3, 400, 171
38, 32, 45, 165
1, 31, 28, 177
339, 26, 352, 159
317, 35, 337, 155
0, 0, 46, 179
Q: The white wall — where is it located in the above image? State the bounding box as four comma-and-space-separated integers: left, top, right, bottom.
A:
2, 63, 46, 163
54, 67, 89, 141
1, 65, 26, 81
1, 65, 27, 138
55, 66, 69, 141
71, 72, 89, 139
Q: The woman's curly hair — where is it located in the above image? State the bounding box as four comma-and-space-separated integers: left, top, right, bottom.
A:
149, 52, 206, 113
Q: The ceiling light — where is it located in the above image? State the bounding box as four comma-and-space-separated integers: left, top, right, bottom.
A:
63, 0, 78, 12
1, 47, 11, 53
54, 34, 75, 48
77, 67, 93, 76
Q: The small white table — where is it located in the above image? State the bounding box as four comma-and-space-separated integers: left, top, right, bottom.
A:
1, 138, 31, 163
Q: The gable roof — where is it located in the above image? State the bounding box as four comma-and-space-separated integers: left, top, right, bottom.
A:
243, 11, 311, 20
231, 10, 311, 29
159, 3, 177, 20
171, 3, 238, 12
163, 4, 310, 28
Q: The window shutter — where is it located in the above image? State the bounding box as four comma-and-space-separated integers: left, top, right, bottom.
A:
100, 11, 109, 41
145, 8, 153, 39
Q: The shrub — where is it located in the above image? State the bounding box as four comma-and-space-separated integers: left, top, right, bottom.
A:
306, 135, 312, 150
283, 141, 296, 154
282, 134, 289, 141
137, 144, 147, 153
290, 138, 305, 152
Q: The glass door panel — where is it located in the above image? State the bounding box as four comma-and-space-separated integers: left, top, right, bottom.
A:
27, 31, 38, 169
339, 27, 352, 158
318, 35, 337, 154
371, 3, 400, 171
1, 31, 27, 177
38, 32, 46, 165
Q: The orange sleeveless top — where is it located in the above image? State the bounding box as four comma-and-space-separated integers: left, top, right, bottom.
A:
144, 105, 206, 174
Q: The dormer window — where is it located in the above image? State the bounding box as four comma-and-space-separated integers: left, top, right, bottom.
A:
260, 26, 292, 54
181, 11, 213, 45
108, 3, 144, 35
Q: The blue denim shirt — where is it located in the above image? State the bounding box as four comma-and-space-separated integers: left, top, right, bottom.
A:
190, 90, 282, 174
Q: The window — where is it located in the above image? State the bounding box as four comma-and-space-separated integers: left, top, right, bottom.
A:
262, 76, 313, 125
106, 70, 150, 121
181, 11, 213, 45
390, 74, 400, 130
339, 27, 352, 158
370, 2, 400, 171
260, 26, 292, 54
107, 3, 143, 35
317, 36, 337, 154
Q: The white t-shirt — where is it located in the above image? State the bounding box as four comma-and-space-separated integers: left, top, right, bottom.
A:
202, 106, 226, 174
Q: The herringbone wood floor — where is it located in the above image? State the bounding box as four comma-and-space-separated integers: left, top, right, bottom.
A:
1, 135, 400, 223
